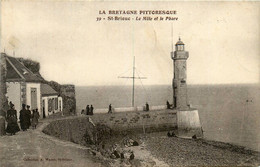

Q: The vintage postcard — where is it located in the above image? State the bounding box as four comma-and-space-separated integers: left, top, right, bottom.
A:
0, 1, 259, 167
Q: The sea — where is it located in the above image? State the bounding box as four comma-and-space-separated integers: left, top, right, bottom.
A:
76, 84, 260, 152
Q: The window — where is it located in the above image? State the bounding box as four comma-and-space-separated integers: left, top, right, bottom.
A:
177, 45, 184, 51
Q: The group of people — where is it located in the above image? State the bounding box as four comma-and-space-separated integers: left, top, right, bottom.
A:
5, 102, 40, 136
20, 104, 40, 130
81, 104, 113, 115
85, 105, 94, 115
81, 101, 172, 115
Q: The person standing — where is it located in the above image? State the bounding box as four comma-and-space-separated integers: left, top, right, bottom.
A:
145, 102, 149, 111
6, 103, 20, 135
86, 105, 90, 115
19, 104, 27, 131
90, 105, 94, 115
108, 104, 112, 114
166, 100, 170, 109
25, 105, 31, 130
42, 107, 46, 118
31, 109, 40, 129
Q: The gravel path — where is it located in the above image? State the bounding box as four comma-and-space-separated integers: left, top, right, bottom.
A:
0, 118, 105, 167
144, 132, 260, 166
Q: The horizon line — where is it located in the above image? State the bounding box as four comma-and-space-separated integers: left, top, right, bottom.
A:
74, 83, 260, 87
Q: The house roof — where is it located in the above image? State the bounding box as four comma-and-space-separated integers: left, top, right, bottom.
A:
3, 53, 43, 82
41, 84, 58, 96
6, 59, 22, 80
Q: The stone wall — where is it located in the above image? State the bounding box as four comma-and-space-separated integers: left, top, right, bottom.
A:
43, 110, 177, 145
0, 54, 7, 135
60, 85, 76, 115
90, 110, 177, 133
43, 117, 93, 146
60, 85, 75, 98
0, 54, 8, 116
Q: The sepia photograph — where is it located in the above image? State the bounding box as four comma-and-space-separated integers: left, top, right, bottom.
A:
0, 1, 259, 166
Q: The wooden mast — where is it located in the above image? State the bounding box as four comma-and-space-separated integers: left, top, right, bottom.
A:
118, 56, 147, 107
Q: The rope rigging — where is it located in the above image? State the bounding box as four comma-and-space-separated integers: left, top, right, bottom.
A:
118, 56, 147, 107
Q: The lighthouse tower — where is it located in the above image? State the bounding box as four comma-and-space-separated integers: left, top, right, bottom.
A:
171, 38, 189, 110
171, 38, 203, 138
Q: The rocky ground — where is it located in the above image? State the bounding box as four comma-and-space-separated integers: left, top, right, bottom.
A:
86, 134, 168, 167
143, 132, 260, 166
81, 130, 260, 166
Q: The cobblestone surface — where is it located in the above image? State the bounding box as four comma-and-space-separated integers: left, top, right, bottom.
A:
0, 117, 104, 167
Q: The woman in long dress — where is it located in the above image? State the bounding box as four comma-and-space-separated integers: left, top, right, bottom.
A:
6, 104, 20, 135
31, 109, 40, 129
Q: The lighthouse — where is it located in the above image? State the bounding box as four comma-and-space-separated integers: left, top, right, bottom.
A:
171, 38, 203, 138
171, 38, 189, 110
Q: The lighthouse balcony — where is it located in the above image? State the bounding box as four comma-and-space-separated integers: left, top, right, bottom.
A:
173, 51, 189, 60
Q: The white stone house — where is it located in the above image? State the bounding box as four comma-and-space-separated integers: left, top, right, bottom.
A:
41, 84, 63, 118
4, 53, 62, 119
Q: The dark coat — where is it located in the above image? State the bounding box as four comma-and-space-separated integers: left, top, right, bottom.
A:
146, 103, 149, 111
26, 110, 31, 127
20, 109, 31, 130
86, 106, 90, 115
90, 106, 94, 115
167, 101, 171, 109
19, 109, 27, 130
6, 109, 20, 134
108, 105, 112, 113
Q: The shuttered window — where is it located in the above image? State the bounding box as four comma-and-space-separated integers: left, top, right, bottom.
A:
55, 98, 58, 110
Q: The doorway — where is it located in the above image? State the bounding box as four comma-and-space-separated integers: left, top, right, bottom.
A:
31, 88, 37, 110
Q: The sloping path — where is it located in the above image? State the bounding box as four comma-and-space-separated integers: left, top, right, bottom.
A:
0, 117, 103, 167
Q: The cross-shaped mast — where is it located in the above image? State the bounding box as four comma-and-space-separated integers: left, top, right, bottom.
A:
118, 56, 147, 107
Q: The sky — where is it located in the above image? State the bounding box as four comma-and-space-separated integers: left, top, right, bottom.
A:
1, 1, 259, 86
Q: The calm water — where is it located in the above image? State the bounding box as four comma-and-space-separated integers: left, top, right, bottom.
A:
76, 84, 260, 151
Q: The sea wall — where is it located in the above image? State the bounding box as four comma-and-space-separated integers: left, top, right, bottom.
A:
43, 110, 177, 145
93, 105, 167, 114
90, 109, 177, 133
177, 109, 203, 138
